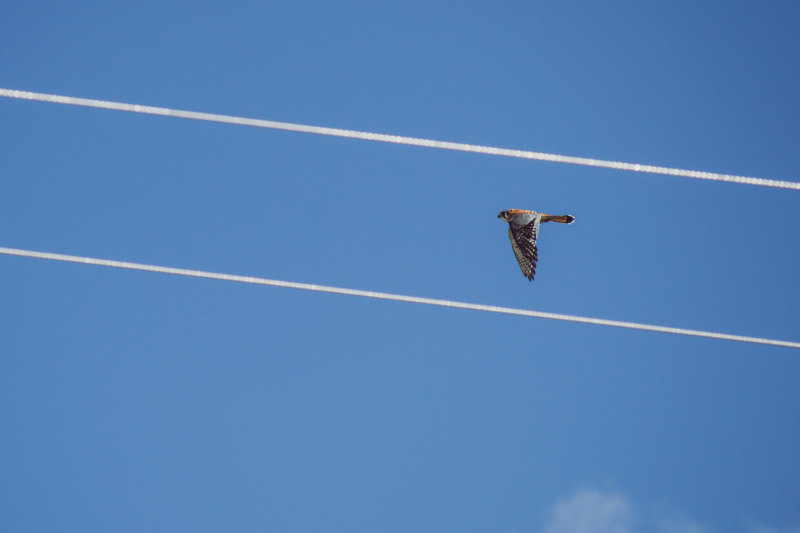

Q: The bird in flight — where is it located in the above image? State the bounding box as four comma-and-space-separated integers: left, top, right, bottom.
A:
498, 209, 575, 281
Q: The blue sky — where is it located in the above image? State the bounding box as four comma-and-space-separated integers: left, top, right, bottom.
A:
2, 2, 799, 532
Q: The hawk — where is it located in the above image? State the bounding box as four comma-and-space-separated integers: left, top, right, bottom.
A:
498, 209, 575, 281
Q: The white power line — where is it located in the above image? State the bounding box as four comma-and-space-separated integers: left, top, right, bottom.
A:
1, 246, 798, 350
2, 88, 798, 190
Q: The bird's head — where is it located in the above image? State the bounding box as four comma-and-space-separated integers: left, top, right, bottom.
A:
497, 210, 509, 221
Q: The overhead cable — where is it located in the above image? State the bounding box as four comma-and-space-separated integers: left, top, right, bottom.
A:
1, 246, 798, 349
1, 88, 797, 190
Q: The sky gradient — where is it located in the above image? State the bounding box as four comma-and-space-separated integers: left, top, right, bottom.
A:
2, 2, 799, 532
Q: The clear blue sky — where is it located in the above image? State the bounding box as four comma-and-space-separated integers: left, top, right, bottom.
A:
2, 2, 799, 532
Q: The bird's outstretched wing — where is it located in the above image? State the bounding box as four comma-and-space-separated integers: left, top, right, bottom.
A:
507, 214, 541, 281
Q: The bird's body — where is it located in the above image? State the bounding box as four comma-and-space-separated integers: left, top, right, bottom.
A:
497, 209, 574, 281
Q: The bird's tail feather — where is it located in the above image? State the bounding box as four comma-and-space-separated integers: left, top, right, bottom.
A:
541, 214, 575, 224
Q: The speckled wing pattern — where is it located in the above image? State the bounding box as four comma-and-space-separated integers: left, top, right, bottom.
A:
507, 212, 541, 281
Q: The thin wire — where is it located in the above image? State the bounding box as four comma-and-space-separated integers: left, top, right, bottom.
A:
2, 88, 798, 190
1, 246, 798, 350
